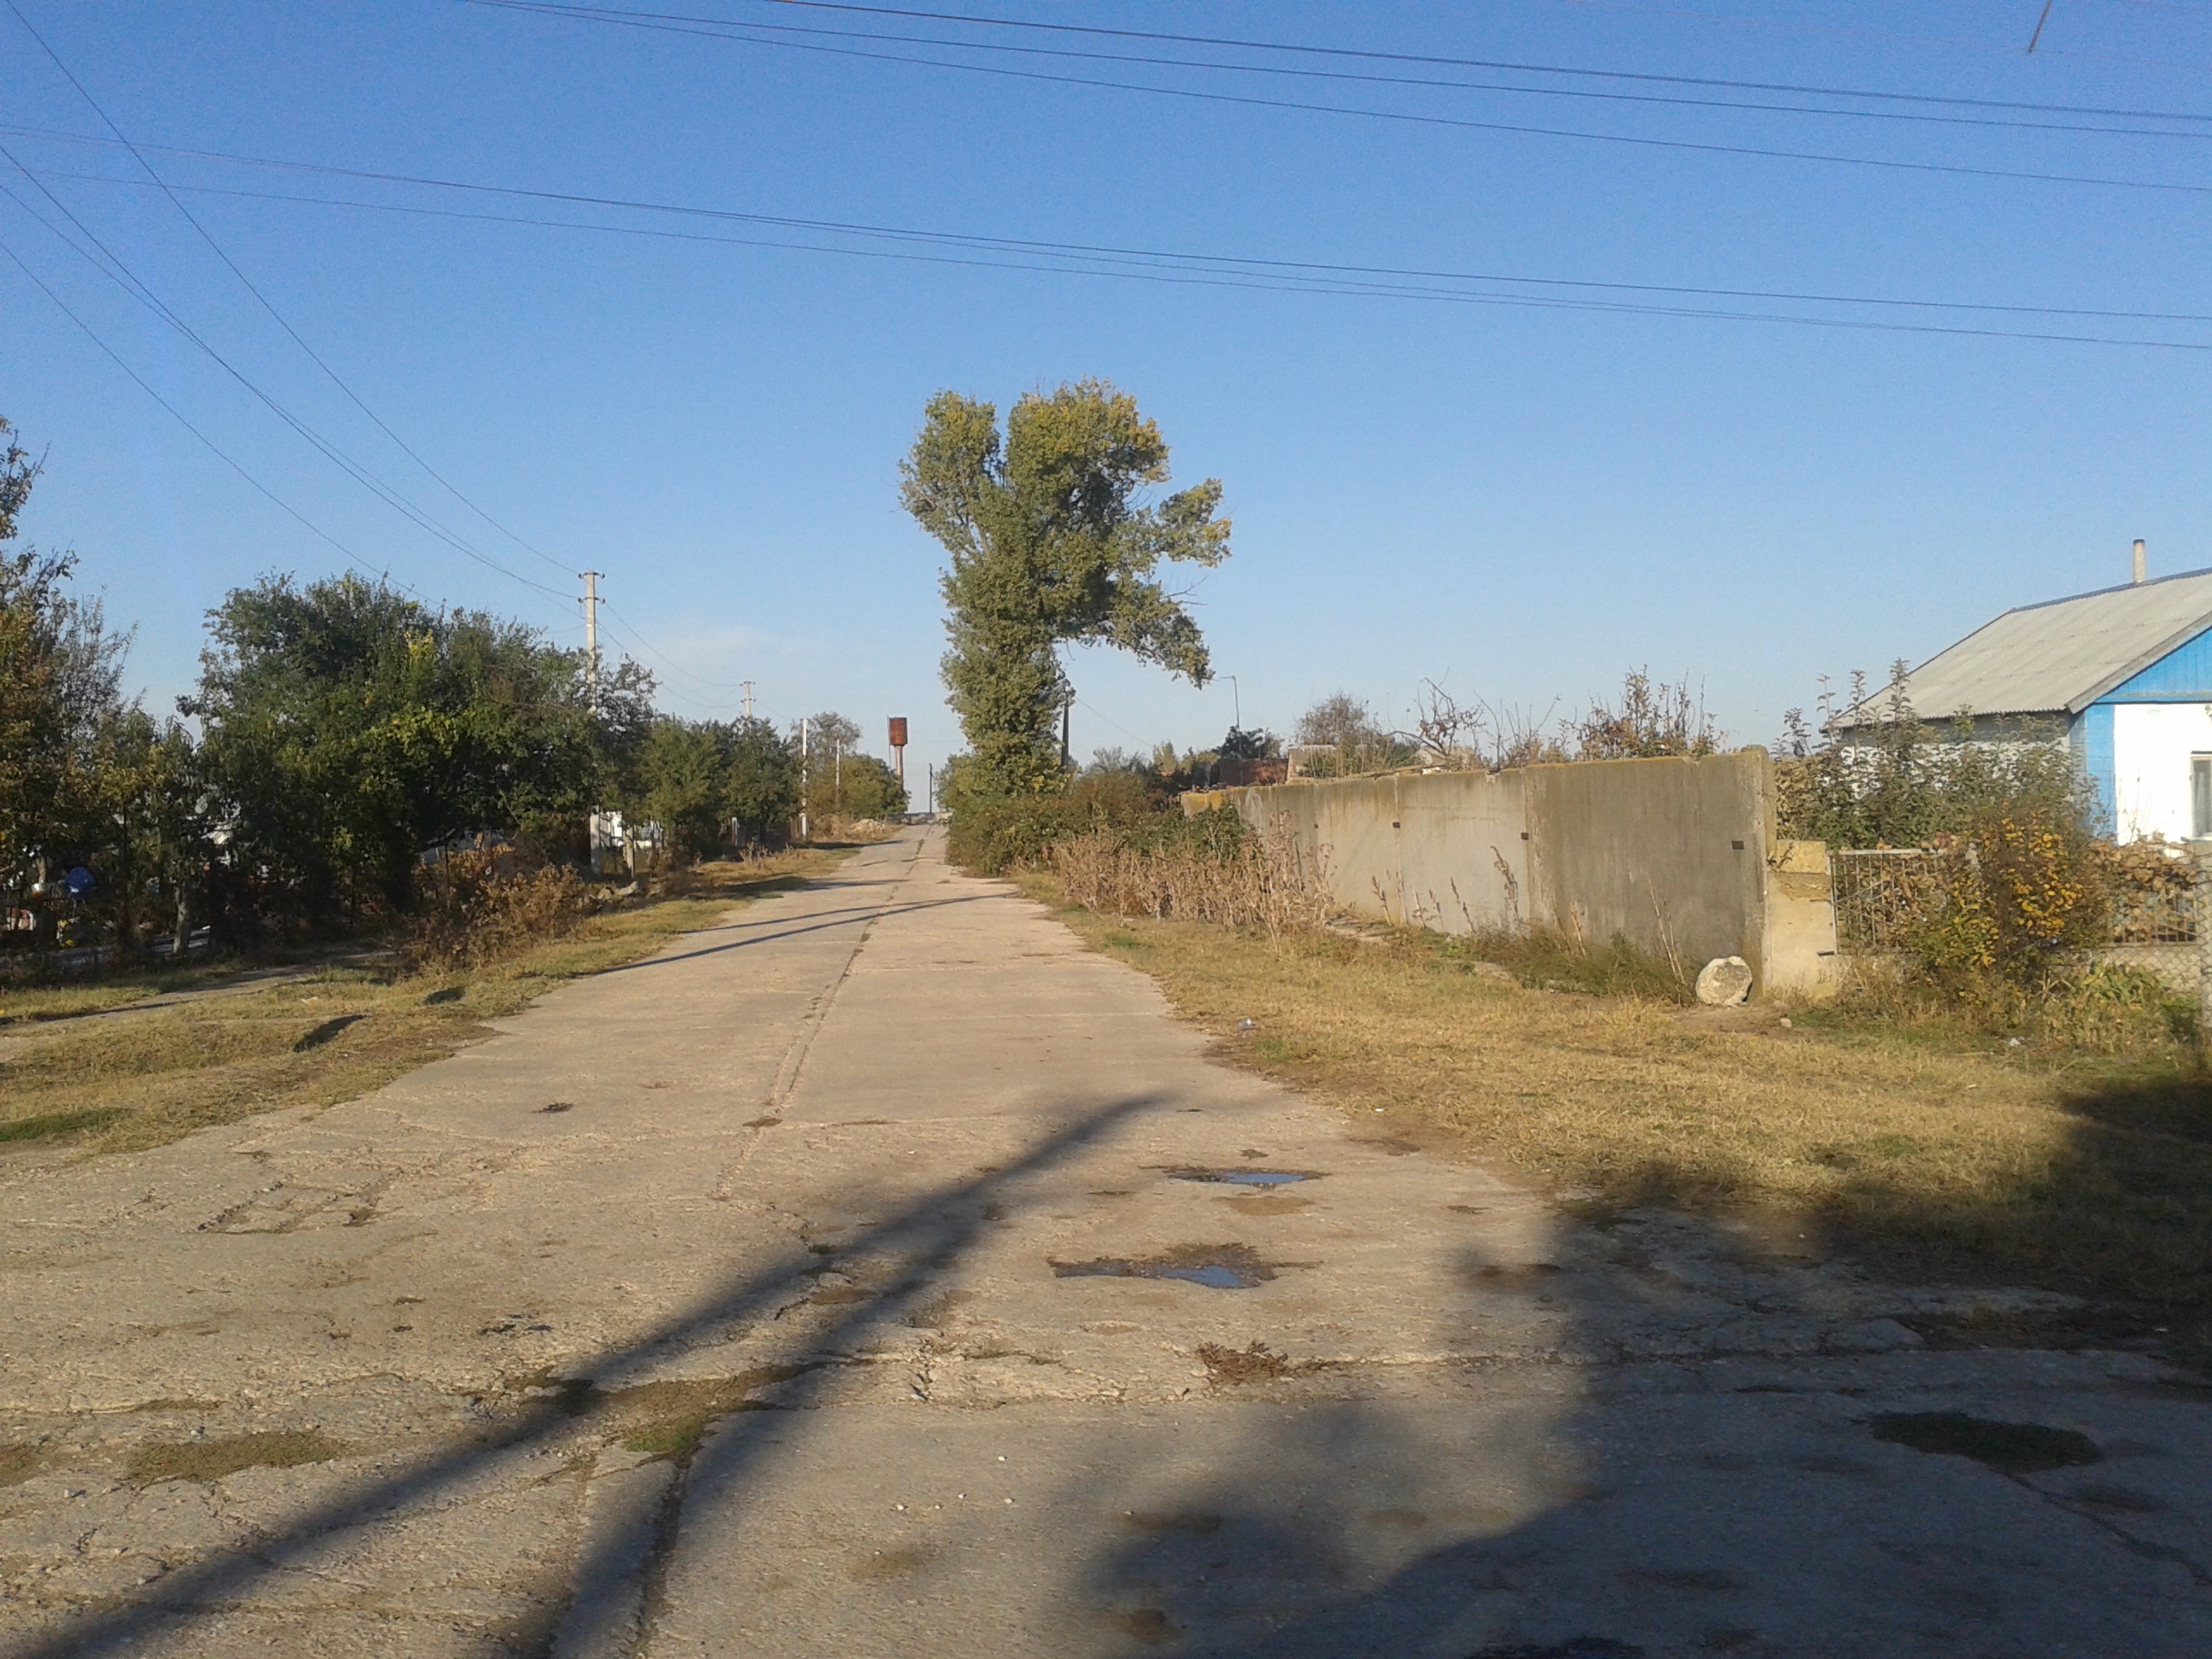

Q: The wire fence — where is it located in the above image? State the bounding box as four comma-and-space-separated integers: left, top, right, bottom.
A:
1829, 846, 2197, 951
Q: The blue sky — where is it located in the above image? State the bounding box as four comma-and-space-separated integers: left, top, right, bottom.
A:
3, 1, 2209, 791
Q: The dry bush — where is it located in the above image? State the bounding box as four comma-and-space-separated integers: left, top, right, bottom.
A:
1052, 822, 1327, 945
410, 850, 595, 969
1831, 954, 2192, 1058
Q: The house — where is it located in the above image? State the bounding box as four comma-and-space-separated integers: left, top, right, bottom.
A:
1840, 546, 2212, 842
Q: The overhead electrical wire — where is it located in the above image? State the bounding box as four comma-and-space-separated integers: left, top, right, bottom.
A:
0, 149, 575, 607
465, 3, 2212, 198
474, 0, 2212, 139
512, 0, 2212, 122
11, 131, 2209, 350
601, 601, 758, 695
0, 225, 372, 571
5, 0, 581, 601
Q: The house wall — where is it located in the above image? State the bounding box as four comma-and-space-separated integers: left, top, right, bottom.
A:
2108, 702, 2212, 841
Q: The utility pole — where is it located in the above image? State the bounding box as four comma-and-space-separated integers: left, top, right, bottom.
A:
798, 716, 809, 842
580, 570, 603, 714
1061, 696, 1072, 772
741, 681, 755, 721
1228, 674, 1241, 729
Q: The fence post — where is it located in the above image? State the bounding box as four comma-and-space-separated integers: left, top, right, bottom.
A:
2196, 840, 2212, 1066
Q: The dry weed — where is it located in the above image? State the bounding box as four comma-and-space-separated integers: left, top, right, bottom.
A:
1028, 875, 2212, 1308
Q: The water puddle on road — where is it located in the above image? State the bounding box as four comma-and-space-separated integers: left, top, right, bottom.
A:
1166, 1167, 1319, 1187
1051, 1243, 1278, 1289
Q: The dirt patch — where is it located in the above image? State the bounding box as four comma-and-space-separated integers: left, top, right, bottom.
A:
0, 1443, 38, 1486
127, 1430, 350, 1486
1195, 1341, 1301, 1384
849, 1545, 933, 1580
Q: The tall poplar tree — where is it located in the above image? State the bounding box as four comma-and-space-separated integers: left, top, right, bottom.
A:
899, 379, 1230, 798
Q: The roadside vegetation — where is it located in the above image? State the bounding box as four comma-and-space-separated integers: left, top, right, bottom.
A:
0, 849, 839, 1156
1, 414, 899, 990
943, 672, 2202, 1333
1027, 880, 2210, 1332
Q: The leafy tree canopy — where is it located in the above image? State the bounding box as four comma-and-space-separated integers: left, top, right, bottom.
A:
900, 378, 1230, 799
188, 572, 651, 917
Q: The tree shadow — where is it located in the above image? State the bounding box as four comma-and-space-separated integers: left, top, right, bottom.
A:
1044, 1197, 2212, 1658
12, 1093, 1165, 1659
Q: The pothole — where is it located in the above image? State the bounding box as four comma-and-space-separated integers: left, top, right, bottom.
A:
1051, 1243, 1281, 1289
1166, 1167, 1319, 1187
1869, 1411, 2101, 1474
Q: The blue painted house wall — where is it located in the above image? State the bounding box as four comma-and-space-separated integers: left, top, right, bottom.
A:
2077, 626, 2212, 834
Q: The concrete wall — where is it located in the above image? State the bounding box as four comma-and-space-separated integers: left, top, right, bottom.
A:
1190, 749, 1837, 996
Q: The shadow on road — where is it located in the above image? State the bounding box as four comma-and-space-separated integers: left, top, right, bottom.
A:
14, 1091, 1166, 1659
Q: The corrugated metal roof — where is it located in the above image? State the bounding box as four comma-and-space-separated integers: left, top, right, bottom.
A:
1842, 566, 2212, 724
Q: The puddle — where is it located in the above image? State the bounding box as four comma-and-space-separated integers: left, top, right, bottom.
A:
1051, 1243, 1278, 1288
1168, 1167, 1318, 1187
1869, 1411, 2101, 1474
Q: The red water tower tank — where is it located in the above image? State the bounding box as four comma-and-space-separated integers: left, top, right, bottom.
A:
888, 717, 908, 748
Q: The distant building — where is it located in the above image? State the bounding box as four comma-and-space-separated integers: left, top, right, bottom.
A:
1839, 554, 2212, 842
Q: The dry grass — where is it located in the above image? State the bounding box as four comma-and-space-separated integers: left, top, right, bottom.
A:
0, 850, 841, 1159
1020, 871, 2212, 1313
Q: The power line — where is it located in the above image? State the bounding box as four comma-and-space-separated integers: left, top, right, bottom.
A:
474, 0, 2212, 140
0, 157, 575, 606
601, 600, 757, 692
488, 0, 2212, 123
14, 136, 2212, 350
0, 230, 372, 569
5, 0, 578, 588
467, 3, 2212, 198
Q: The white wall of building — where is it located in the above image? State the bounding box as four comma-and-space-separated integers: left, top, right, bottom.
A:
2112, 702, 2212, 841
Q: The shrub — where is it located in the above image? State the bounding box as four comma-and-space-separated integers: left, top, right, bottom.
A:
1904, 808, 2109, 983
1050, 813, 1326, 944
410, 850, 594, 969
945, 768, 1165, 874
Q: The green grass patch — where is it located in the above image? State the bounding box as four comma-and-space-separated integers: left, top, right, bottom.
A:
127, 1430, 349, 1485
0, 849, 852, 1160
0, 1107, 131, 1144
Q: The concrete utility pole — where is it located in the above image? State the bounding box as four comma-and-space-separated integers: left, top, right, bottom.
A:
580, 570, 603, 714
741, 681, 755, 721
798, 717, 810, 842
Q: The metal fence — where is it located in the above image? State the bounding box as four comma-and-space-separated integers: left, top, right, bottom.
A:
1829, 846, 2196, 951
1829, 849, 1940, 952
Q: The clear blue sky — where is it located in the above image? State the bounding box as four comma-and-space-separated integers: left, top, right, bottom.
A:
4, 1, 2209, 790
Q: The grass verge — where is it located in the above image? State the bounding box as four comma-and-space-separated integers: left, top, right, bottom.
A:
1016, 871, 2212, 1325
0, 849, 845, 1159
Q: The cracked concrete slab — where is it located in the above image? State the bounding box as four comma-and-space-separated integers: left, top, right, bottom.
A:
2, 830, 2207, 1657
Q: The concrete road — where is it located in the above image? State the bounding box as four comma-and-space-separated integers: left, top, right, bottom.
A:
2, 830, 2205, 1658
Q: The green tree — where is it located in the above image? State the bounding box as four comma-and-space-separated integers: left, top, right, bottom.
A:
0, 419, 145, 944
725, 716, 800, 843
899, 379, 1230, 799
189, 573, 650, 922
637, 718, 734, 863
